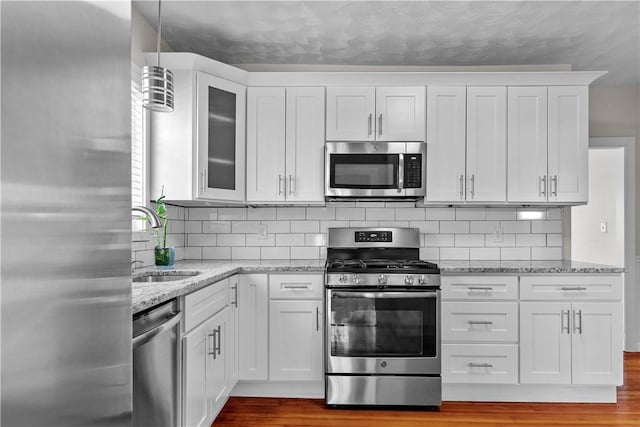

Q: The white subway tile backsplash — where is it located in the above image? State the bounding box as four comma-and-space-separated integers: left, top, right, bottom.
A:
245, 233, 276, 247
218, 208, 247, 220
456, 208, 486, 220
261, 247, 289, 259
165, 206, 185, 220
486, 208, 516, 221
277, 207, 306, 220
231, 221, 261, 234
531, 220, 562, 234
470, 248, 500, 260
501, 221, 531, 234
290, 220, 320, 233
203, 247, 231, 260
440, 221, 470, 234
395, 208, 425, 221
247, 207, 276, 220
188, 208, 217, 221
262, 220, 290, 234
516, 234, 547, 247
425, 207, 456, 220
275, 233, 306, 247
232, 247, 261, 259
217, 234, 245, 247
134, 205, 564, 262
336, 208, 365, 221
188, 234, 217, 247
306, 207, 336, 220
440, 247, 469, 260
290, 247, 321, 259
409, 221, 439, 234
202, 221, 231, 234
455, 234, 485, 247
424, 234, 454, 247
366, 208, 395, 221
470, 221, 500, 234
500, 247, 531, 260
531, 247, 563, 260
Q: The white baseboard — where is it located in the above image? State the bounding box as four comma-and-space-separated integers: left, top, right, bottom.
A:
231, 380, 324, 398
443, 383, 617, 403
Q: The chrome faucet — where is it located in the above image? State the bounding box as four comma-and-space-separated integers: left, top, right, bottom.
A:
131, 206, 163, 228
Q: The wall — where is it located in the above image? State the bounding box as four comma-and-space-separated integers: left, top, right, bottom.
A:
132, 204, 563, 267
131, 4, 173, 68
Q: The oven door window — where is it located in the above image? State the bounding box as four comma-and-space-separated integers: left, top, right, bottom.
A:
330, 154, 398, 189
330, 292, 437, 358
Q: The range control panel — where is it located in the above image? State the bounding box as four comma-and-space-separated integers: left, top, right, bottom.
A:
355, 231, 392, 242
403, 154, 422, 189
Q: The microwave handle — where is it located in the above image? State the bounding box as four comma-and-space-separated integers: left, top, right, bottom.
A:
397, 153, 404, 193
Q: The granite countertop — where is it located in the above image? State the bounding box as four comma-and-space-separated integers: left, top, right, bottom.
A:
132, 259, 623, 314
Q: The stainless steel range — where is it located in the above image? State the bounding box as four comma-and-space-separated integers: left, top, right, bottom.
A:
325, 227, 441, 407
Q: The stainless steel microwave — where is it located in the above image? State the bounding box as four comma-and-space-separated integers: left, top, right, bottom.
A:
325, 142, 426, 199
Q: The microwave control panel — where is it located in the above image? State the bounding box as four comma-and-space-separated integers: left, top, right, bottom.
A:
404, 154, 422, 188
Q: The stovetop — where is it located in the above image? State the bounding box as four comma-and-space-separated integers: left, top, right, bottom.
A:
325, 258, 440, 274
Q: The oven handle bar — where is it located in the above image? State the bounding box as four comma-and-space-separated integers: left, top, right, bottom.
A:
331, 291, 438, 299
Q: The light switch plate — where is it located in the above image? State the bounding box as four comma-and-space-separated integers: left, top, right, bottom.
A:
257, 224, 268, 239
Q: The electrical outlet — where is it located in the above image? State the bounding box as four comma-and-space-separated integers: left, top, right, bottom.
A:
257, 224, 268, 240
600, 221, 608, 233
492, 225, 503, 243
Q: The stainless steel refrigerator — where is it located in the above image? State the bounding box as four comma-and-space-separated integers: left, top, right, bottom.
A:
1, 1, 133, 425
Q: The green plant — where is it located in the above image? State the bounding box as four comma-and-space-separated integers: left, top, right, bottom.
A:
154, 188, 169, 249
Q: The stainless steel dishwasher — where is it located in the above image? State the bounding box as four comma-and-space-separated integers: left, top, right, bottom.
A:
133, 299, 182, 427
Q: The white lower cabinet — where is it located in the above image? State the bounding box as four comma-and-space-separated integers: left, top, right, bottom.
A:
269, 300, 323, 381
238, 274, 269, 381
182, 277, 233, 427
520, 301, 623, 385
442, 344, 518, 384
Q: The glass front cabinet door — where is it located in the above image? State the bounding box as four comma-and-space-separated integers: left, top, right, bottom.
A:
196, 72, 246, 201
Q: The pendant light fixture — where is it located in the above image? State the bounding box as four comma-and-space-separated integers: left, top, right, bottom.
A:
142, 0, 174, 112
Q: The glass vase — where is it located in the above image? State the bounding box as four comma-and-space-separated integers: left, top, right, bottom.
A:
154, 246, 175, 268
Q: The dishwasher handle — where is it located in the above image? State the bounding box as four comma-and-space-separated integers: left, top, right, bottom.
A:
133, 312, 182, 349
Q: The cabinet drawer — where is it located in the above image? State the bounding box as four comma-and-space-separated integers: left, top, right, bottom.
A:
184, 278, 229, 332
442, 276, 518, 300
269, 274, 323, 299
520, 275, 622, 301
442, 302, 518, 342
442, 344, 518, 384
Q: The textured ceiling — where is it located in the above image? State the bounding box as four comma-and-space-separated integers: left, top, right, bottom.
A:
135, 1, 640, 85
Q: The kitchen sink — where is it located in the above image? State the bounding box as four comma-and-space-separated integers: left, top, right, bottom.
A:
132, 271, 201, 283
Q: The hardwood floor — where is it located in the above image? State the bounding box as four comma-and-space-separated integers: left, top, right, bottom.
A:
214, 352, 640, 426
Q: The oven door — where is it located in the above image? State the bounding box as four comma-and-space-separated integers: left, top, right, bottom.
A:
325, 142, 425, 198
326, 288, 440, 375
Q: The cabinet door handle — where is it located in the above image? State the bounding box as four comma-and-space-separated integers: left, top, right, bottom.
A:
467, 320, 493, 326
539, 175, 547, 197
459, 174, 465, 199
216, 325, 222, 355
278, 174, 284, 196
208, 330, 217, 359
577, 310, 583, 334
231, 284, 238, 307
201, 170, 206, 193
468, 363, 493, 368
378, 113, 383, 137
289, 175, 295, 196
573, 309, 583, 334
367, 113, 372, 136
552, 174, 558, 197
561, 309, 570, 334
470, 174, 475, 198
316, 307, 320, 332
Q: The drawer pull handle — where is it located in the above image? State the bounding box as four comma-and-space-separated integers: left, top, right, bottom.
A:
561, 287, 587, 291
468, 286, 493, 292
468, 363, 493, 368
282, 284, 311, 290
467, 320, 493, 325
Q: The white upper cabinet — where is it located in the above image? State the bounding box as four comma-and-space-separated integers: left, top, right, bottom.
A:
326, 87, 425, 141
507, 87, 548, 203
246, 87, 325, 203
466, 86, 507, 202
426, 86, 467, 202
196, 72, 246, 201
507, 86, 588, 204
547, 86, 589, 203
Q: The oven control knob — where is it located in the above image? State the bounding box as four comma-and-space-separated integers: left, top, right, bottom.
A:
404, 275, 414, 285
338, 274, 348, 284
378, 274, 387, 284
352, 274, 360, 285
418, 275, 427, 285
